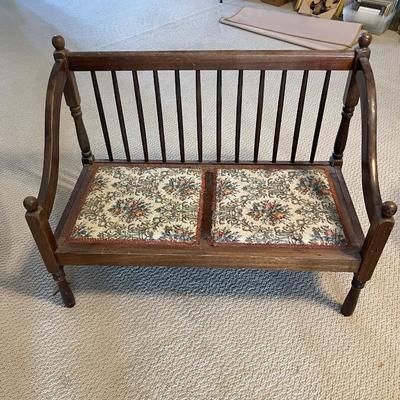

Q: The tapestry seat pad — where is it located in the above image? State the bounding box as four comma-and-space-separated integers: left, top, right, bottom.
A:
64, 165, 347, 247
211, 168, 347, 246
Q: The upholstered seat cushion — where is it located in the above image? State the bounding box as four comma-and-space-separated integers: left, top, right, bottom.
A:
211, 168, 347, 246
66, 165, 348, 248
68, 166, 203, 243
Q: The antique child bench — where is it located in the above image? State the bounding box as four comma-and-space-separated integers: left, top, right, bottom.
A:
24, 33, 396, 315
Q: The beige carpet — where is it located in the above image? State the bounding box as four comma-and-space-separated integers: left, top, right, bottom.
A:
1, 1, 399, 399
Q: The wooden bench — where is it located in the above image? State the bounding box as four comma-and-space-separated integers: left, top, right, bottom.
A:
23, 33, 397, 315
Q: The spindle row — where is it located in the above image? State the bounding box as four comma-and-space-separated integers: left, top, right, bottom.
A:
90, 69, 332, 163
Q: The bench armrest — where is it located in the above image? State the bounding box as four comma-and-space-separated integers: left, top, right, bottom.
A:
357, 57, 397, 223
24, 59, 67, 218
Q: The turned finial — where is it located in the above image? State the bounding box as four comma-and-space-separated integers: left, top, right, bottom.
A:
23, 196, 39, 212
358, 32, 372, 49
52, 35, 68, 60
382, 201, 397, 218
52, 35, 65, 51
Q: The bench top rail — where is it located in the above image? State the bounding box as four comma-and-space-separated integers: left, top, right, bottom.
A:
66, 50, 356, 71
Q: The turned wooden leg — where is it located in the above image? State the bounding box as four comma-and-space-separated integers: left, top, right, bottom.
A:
52, 267, 75, 308
342, 201, 396, 316
341, 277, 365, 316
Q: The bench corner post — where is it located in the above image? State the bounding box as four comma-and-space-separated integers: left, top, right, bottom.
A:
331, 32, 372, 166
52, 35, 94, 165
23, 195, 75, 307
341, 200, 396, 316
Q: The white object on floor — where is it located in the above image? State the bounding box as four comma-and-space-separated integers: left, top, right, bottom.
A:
220, 7, 362, 49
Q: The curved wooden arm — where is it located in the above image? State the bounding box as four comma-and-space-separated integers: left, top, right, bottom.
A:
356, 57, 383, 222
24, 60, 67, 218
357, 57, 397, 222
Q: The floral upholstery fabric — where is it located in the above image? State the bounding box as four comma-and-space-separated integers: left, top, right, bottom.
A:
212, 168, 347, 246
69, 166, 203, 243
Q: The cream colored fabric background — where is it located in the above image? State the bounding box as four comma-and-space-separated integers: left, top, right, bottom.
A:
1, 1, 399, 399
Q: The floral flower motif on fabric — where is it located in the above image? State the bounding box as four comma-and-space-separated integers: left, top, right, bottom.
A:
69, 166, 203, 243
212, 168, 347, 246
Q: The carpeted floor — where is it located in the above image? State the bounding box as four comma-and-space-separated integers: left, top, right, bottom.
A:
1, 1, 399, 399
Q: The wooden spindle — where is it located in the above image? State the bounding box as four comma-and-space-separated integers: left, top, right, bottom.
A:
332, 34, 372, 166
91, 71, 113, 161
175, 70, 185, 162
52, 35, 94, 165
111, 71, 131, 161
216, 70, 222, 162
235, 70, 243, 163
310, 70, 331, 162
153, 71, 166, 162
195, 70, 203, 162
290, 70, 309, 163
272, 70, 287, 163
253, 70, 265, 163
132, 71, 149, 162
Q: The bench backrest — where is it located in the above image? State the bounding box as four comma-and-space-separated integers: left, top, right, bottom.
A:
52, 34, 373, 165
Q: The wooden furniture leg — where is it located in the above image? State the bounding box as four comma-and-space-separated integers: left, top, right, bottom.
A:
24, 196, 75, 307
341, 201, 397, 316
53, 266, 75, 308
341, 277, 365, 316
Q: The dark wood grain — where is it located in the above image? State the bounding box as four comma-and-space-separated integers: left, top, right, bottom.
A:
175, 70, 185, 162
67, 50, 355, 71
358, 214, 395, 282
56, 246, 360, 272
216, 70, 222, 162
63, 72, 93, 164
153, 71, 167, 162
54, 166, 92, 239
338, 33, 397, 315
272, 70, 287, 163
51, 35, 94, 165
352, 45, 397, 287
253, 70, 265, 163
36, 60, 67, 217
91, 71, 113, 161
52, 267, 75, 308
196, 70, 203, 162
331, 69, 359, 163
341, 277, 365, 316
200, 171, 215, 241
332, 166, 365, 248
357, 57, 382, 222
235, 70, 244, 163
24, 204, 59, 273
291, 70, 309, 163
93, 159, 333, 166
132, 71, 149, 162
25, 204, 75, 307
111, 71, 131, 161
